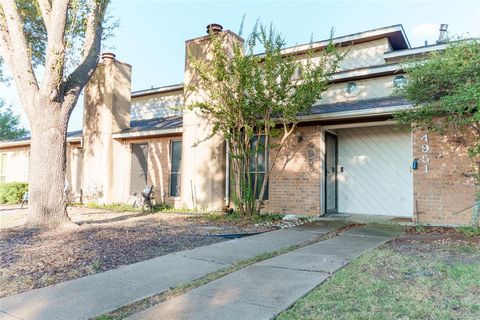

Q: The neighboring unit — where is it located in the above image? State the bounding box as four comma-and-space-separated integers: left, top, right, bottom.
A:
0, 24, 476, 226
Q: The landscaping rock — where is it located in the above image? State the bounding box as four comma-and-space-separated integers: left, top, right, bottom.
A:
255, 216, 314, 230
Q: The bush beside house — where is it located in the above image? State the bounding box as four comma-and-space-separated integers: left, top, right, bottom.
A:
0, 182, 28, 204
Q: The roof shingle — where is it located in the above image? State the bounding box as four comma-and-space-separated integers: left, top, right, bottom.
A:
309, 96, 410, 115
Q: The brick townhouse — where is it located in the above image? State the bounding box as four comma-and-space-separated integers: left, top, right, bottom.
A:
0, 24, 476, 226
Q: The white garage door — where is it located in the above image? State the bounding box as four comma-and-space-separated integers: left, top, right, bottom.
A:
337, 125, 413, 217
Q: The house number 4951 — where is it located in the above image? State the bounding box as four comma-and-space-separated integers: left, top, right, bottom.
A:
420, 134, 430, 174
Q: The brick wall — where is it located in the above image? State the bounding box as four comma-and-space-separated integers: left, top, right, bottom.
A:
261, 125, 321, 216
125, 135, 182, 207
412, 130, 477, 226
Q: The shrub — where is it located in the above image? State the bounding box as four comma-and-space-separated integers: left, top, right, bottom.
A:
458, 226, 480, 237
152, 203, 173, 212
0, 182, 28, 204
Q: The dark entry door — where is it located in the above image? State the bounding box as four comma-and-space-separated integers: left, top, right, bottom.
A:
325, 132, 338, 214
130, 143, 148, 194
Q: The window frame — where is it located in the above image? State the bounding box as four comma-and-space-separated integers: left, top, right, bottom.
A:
249, 135, 269, 200
169, 140, 182, 197
0, 153, 6, 183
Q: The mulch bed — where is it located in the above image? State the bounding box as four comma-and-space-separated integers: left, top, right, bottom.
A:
0, 213, 273, 299
401, 226, 480, 245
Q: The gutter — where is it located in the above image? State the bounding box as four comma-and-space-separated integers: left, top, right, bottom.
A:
329, 63, 404, 83
264, 25, 410, 58
131, 83, 184, 98
384, 43, 447, 61
112, 127, 183, 139
0, 136, 82, 149
297, 104, 412, 122
0, 140, 30, 148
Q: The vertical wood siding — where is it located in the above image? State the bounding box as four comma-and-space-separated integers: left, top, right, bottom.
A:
337, 125, 413, 216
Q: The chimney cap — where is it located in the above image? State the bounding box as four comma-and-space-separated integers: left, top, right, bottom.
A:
101, 52, 116, 61
206, 23, 223, 35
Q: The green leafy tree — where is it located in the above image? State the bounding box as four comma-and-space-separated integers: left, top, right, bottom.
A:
190, 23, 343, 216
0, 0, 111, 227
0, 99, 28, 140
395, 40, 480, 225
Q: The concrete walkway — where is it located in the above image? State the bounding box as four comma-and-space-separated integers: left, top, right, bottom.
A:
0, 223, 344, 320
127, 224, 404, 320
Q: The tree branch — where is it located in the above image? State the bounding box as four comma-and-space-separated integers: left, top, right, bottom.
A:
40, 0, 69, 101
37, 0, 51, 27
0, 0, 39, 112
62, 0, 108, 111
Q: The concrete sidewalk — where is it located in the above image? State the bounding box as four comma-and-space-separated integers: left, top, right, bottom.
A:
127, 224, 404, 320
0, 223, 344, 320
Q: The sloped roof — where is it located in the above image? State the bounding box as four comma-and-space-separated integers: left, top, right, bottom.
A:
1, 98, 410, 147
67, 130, 83, 138
0, 130, 83, 144
121, 116, 183, 133
0, 117, 182, 146
309, 96, 410, 115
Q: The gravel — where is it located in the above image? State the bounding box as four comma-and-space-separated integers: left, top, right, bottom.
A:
255, 215, 314, 229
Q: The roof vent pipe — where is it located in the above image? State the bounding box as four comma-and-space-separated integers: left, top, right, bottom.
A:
437, 24, 448, 44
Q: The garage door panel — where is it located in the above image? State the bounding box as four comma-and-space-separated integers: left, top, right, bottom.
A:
337, 126, 413, 217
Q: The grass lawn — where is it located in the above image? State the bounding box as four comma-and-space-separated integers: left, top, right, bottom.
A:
278, 234, 480, 320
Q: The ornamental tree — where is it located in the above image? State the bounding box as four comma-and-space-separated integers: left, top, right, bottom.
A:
0, 0, 111, 227
395, 40, 480, 225
190, 23, 343, 216
0, 99, 28, 140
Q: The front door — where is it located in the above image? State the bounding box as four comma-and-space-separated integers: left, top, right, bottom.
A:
130, 143, 148, 194
325, 132, 338, 214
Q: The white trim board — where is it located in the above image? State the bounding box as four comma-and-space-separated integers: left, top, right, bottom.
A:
298, 104, 411, 123
323, 120, 397, 130
112, 128, 183, 139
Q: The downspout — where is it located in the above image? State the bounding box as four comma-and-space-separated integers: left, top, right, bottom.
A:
225, 140, 230, 208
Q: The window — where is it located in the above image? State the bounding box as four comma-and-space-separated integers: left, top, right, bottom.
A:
393, 75, 407, 88
250, 136, 269, 200
293, 66, 302, 80
0, 154, 6, 183
170, 140, 182, 197
345, 82, 358, 95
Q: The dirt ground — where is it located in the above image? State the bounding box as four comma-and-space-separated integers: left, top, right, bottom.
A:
0, 205, 272, 299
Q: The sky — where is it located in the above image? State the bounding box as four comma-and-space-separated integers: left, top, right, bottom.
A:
1, 0, 479, 132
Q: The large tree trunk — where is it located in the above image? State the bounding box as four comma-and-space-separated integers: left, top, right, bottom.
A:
26, 104, 71, 228
0, 0, 107, 227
